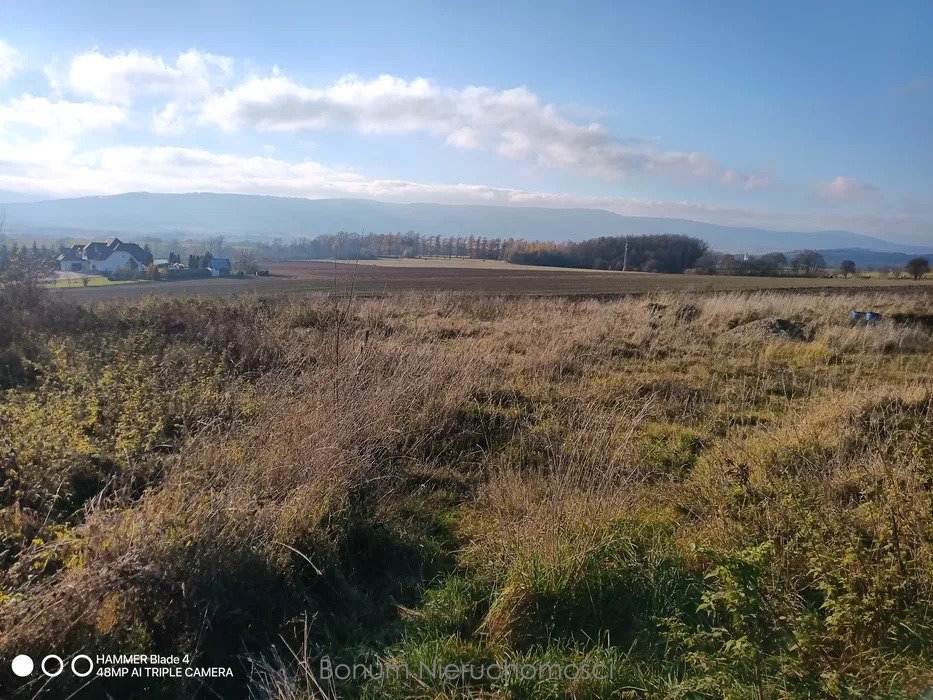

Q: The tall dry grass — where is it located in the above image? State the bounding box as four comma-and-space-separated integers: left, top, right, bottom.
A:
1, 286, 931, 697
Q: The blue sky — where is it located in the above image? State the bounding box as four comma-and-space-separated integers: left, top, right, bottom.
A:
1, 0, 931, 242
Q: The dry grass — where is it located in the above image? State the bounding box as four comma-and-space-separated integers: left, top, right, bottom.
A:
1, 287, 931, 697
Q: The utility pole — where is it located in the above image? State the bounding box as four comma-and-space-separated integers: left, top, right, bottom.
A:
622, 236, 628, 271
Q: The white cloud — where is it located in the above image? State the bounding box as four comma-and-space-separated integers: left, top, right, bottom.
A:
199, 73, 769, 187
445, 126, 482, 149
33, 46, 769, 190
0, 136, 78, 168
6, 44, 924, 237
68, 48, 233, 104
813, 176, 880, 201
0, 40, 24, 83
0, 95, 125, 134
2, 137, 926, 239
0, 141, 360, 196
152, 102, 185, 134
720, 170, 771, 190
0, 133, 693, 205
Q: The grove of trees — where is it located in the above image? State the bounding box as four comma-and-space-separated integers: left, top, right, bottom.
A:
503, 234, 709, 273
790, 250, 827, 276
264, 231, 511, 261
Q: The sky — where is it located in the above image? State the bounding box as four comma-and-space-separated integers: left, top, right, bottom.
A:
0, 0, 931, 243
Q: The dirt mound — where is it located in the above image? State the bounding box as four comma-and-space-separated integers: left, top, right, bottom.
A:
729, 317, 813, 342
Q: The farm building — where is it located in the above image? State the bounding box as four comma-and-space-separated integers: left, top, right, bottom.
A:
207, 258, 232, 276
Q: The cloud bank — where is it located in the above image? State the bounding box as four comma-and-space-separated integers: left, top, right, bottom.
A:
0, 41, 927, 240
198, 73, 769, 187
52, 48, 770, 187
68, 48, 233, 104
1, 139, 927, 239
0, 94, 125, 133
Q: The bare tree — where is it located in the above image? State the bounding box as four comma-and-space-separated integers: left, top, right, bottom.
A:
206, 235, 226, 258
236, 249, 260, 275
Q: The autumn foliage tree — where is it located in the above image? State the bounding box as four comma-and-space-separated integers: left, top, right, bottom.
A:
503, 234, 708, 273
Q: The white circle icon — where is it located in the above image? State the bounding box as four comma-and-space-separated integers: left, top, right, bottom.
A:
11, 654, 34, 677
71, 654, 94, 678
41, 654, 64, 677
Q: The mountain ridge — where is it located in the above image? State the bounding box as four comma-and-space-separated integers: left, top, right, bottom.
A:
3, 191, 931, 255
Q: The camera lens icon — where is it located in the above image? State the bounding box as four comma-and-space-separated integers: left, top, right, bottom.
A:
41, 655, 64, 677
10, 653, 94, 678
11, 654, 34, 677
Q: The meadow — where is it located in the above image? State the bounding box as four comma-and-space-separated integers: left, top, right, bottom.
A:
1, 281, 932, 698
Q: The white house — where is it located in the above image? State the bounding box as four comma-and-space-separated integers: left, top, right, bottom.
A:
89, 249, 141, 273
57, 237, 152, 274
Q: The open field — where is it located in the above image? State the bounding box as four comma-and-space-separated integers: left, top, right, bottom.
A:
51, 259, 933, 302
2, 281, 932, 698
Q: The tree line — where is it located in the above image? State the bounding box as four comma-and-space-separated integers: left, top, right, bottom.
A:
503, 234, 709, 273
695, 250, 931, 279
3, 228, 930, 280
273, 232, 712, 274
254, 232, 514, 261
697, 250, 828, 277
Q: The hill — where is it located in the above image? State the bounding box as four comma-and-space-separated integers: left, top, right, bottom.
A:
807, 248, 932, 270
4, 191, 931, 254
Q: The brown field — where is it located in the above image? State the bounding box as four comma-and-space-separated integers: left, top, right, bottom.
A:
52, 258, 933, 302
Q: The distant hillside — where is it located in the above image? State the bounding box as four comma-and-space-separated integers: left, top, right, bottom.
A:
4, 192, 931, 255
809, 248, 931, 270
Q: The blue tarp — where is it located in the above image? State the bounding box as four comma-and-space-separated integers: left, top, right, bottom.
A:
849, 310, 883, 323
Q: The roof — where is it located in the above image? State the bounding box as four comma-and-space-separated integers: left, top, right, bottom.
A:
114, 242, 153, 264
71, 239, 153, 264
83, 241, 112, 260
57, 248, 82, 262
208, 258, 231, 269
